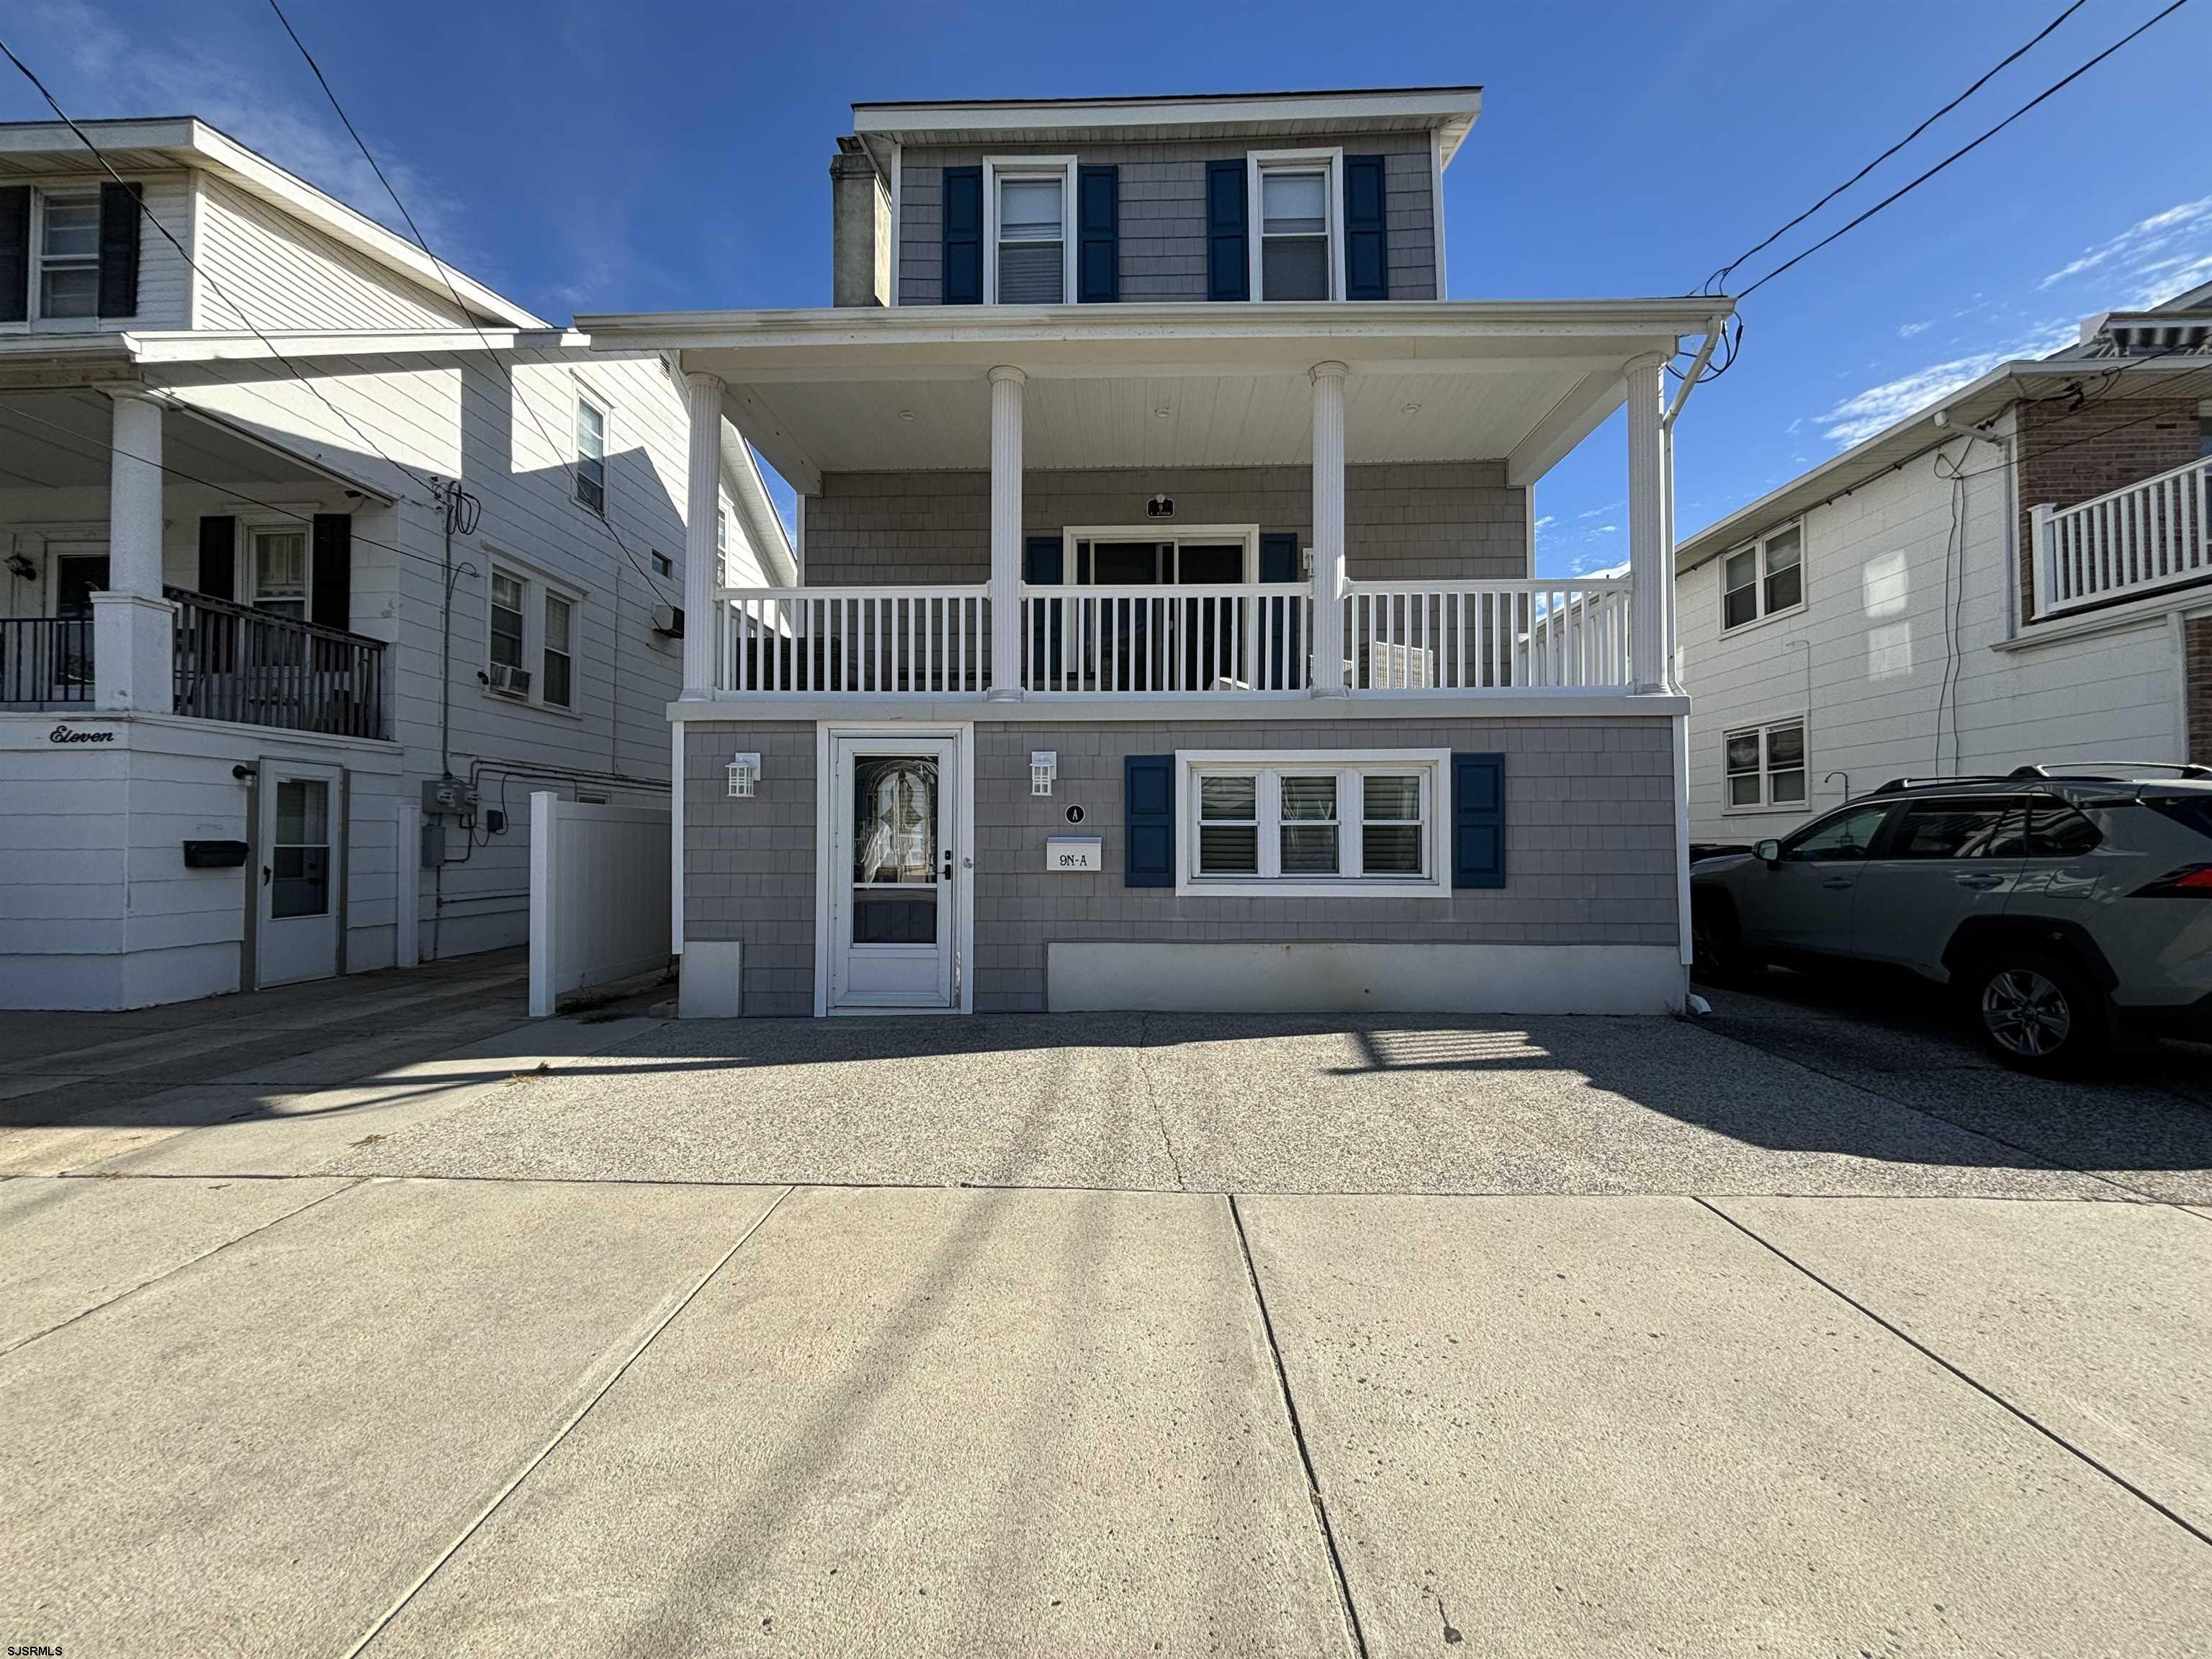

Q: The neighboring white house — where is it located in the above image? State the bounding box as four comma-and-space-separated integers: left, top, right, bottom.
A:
0, 117, 790, 1009
1676, 286, 2211, 848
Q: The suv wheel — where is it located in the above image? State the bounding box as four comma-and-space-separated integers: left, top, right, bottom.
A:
1691, 899, 1754, 985
1970, 950, 2103, 1073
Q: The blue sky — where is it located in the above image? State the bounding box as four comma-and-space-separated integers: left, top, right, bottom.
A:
6, 0, 2209, 570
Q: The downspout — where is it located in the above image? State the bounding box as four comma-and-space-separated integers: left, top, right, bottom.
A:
434, 495, 452, 962
1660, 317, 1726, 985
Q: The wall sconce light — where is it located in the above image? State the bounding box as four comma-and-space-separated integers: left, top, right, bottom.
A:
727, 752, 762, 798
4, 553, 35, 582
1030, 750, 1057, 797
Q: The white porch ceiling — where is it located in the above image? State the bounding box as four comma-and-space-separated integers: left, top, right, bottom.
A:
0, 391, 356, 495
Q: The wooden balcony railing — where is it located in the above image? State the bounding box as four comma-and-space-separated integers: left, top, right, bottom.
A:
0, 616, 96, 707
2035, 457, 2212, 619
168, 588, 387, 739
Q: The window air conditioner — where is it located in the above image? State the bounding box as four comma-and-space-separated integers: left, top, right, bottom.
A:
487, 663, 532, 698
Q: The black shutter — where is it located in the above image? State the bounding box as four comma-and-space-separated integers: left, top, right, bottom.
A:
311, 513, 351, 631
1025, 534, 1064, 683
1344, 156, 1388, 301
1452, 753, 1506, 889
941, 166, 983, 305
1125, 755, 1174, 887
97, 181, 143, 318
0, 186, 27, 325
1205, 161, 1248, 302
1077, 164, 1119, 302
197, 516, 237, 600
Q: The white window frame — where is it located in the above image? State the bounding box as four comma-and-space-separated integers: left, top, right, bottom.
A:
240, 520, 313, 619
1054, 524, 1262, 584
982, 156, 1077, 306
1722, 715, 1809, 815
31, 186, 102, 326
1246, 148, 1345, 304
483, 555, 586, 715
1174, 749, 1449, 899
574, 390, 608, 516
1717, 519, 1806, 634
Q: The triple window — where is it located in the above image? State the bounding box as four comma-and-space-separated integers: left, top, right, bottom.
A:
1720, 522, 1803, 631
1179, 752, 1446, 896
986, 160, 1075, 305
1724, 718, 1806, 811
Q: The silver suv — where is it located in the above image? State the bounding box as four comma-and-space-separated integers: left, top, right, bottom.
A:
1691, 766, 2212, 1071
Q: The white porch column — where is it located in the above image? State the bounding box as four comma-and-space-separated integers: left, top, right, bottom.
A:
987, 365, 1025, 699
1309, 360, 1349, 695
681, 371, 725, 697
93, 389, 173, 714
1624, 353, 1669, 693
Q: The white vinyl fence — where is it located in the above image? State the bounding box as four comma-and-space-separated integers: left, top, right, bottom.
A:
528, 791, 670, 1017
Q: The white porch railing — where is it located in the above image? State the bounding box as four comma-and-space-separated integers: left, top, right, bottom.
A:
1020, 584, 1314, 693
1343, 580, 1635, 689
710, 577, 1637, 695
718, 586, 990, 693
2035, 457, 2212, 619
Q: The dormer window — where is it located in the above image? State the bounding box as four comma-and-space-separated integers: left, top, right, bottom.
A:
1248, 151, 1344, 302
984, 159, 1076, 305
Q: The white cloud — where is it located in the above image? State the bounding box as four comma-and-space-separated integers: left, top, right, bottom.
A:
2038, 195, 2212, 310
1817, 319, 2078, 446
1594, 523, 1617, 534
1577, 501, 1621, 518
1897, 320, 1933, 338
1533, 514, 1556, 530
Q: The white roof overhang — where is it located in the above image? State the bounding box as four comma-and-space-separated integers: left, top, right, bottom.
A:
1674, 355, 2211, 575
579, 300, 1724, 496
851, 87, 1484, 171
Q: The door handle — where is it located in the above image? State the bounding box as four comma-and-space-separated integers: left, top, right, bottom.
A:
942, 851, 953, 882
1821, 877, 1853, 891
1954, 873, 2004, 890
262, 865, 271, 886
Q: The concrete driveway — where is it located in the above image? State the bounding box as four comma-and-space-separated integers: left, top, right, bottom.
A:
4, 966, 2208, 1656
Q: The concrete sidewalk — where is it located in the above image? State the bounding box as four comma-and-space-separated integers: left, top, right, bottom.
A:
3, 997, 2208, 1655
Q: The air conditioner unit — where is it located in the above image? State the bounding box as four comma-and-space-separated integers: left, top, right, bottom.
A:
486, 663, 532, 698
651, 603, 684, 638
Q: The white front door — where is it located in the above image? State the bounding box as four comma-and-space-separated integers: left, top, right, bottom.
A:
829, 737, 958, 1010
258, 763, 342, 988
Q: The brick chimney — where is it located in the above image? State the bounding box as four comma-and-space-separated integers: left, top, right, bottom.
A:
831, 136, 891, 307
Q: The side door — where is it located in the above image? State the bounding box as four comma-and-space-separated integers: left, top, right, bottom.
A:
256, 762, 344, 988
1849, 796, 2031, 978
1736, 801, 1894, 959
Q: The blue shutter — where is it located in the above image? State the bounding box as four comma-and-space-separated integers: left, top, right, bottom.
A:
1125, 755, 1175, 887
1077, 165, 1119, 302
1452, 753, 1506, 889
1344, 156, 1388, 301
941, 166, 983, 305
1258, 531, 1302, 688
1025, 534, 1063, 683
1205, 161, 1248, 302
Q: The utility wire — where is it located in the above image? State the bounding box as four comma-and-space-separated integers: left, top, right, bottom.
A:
0, 33, 446, 508
1734, 0, 2196, 299
1702, 0, 2088, 296
261, 0, 681, 608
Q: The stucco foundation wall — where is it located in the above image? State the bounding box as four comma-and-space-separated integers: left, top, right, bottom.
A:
682, 722, 817, 1016
804, 464, 1527, 588
680, 715, 1677, 1016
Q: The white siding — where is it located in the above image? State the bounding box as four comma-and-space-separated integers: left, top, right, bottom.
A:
191, 174, 473, 332
1676, 426, 2186, 845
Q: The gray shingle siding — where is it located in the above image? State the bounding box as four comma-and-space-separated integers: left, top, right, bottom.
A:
680, 716, 1677, 1015
898, 131, 1437, 306
805, 463, 1525, 587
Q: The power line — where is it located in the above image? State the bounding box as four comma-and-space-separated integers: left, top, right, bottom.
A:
1702, 0, 2088, 297
1735, 0, 2196, 299
0, 33, 444, 508
261, 0, 681, 609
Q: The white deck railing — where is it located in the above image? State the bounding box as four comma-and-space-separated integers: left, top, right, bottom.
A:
1344, 580, 1634, 689
1020, 584, 1314, 693
712, 577, 1637, 695
2035, 457, 2212, 619
718, 586, 991, 694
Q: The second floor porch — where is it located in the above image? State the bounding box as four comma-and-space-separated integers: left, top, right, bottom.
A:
581, 297, 1727, 712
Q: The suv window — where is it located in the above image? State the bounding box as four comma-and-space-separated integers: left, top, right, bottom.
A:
1887, 798, 2028, 860
1782, 804, 1891, 863
2026, 799, 2101, 857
